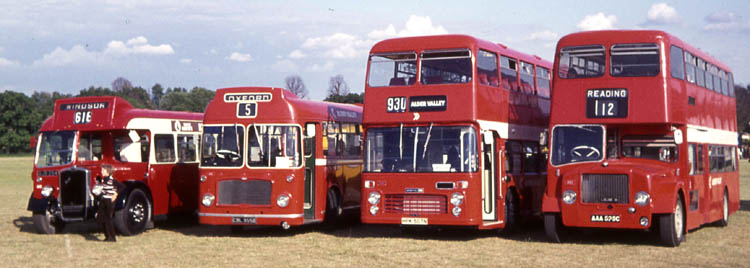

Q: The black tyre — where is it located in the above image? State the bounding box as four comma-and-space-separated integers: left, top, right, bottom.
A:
114, 189, 152, 236
502, 189, 519, 233
323, 189, 342, 230
32, 208, 65, 234
659, 195, 685, 247
717, 190, 729, 227
544, 213, 563, 243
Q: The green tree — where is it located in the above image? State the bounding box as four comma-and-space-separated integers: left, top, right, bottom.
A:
324, 92, 364, 104
151, 83, 164, 109
0, 91, 41, 153
160, 87, 214, 112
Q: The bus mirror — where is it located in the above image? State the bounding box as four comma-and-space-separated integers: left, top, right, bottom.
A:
129, 130, 141, 142
306, 124, 316, 137
539, 130, 548, 146
673, 129, 683, 145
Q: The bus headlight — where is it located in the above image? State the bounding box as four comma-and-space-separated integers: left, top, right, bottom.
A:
277, 194, 290, 208
634, 191, 650, 206
368, 192, 381, 205
202, 194, 215, 207
562, 190, 577, 205
450, 192, 464, 206
41, 185, 53, 197
452, 206, 462, 217
369, 205, 379, 215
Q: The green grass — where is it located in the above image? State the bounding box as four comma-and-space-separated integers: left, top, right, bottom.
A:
2, 157, 749, 267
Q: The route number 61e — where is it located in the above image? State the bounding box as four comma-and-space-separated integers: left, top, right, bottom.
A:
74, 111, 92, 124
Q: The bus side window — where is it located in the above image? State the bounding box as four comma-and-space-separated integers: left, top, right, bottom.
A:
688, 144, 696, 175
77, 133, 102, 161
177, 134, 197, 163
155, 134, 176, 163
114, 130, 148, 163
500, 56, 519, 90
505, 141, 522, 175
522, 142, 539, 173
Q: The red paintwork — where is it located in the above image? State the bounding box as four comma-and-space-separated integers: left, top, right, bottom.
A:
544, 30, 739, 231
361, 35, 552, 229
31, 96, 203, 218
198, 87, 362, 227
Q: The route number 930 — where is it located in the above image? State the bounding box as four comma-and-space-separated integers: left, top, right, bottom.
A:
387, 97, 407, 113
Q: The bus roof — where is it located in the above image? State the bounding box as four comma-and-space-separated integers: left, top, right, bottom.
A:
39, 96, 203, 132
204, 87, 362, 125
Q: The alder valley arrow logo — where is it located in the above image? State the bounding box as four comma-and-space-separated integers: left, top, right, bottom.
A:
412, 112, 420, 121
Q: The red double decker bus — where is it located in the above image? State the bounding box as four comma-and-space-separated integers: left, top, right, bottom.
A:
543, 30, 739, 246
198, 87, 362, 229
361, 35, 552, 230
28, 96, 203, 235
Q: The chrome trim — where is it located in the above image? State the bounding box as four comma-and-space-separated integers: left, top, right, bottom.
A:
199, 212, 304, 219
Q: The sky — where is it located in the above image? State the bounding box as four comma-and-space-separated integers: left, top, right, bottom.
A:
1, 0, 748, 100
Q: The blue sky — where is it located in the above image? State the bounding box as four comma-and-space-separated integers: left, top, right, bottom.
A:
0, 0, 748, 100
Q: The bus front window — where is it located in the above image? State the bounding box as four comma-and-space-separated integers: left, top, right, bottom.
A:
247, 125, 302, 168
366, 126, 478, 173
551, 125, 605, 165
36, 131, 75, 167
610, 43, 660, 77
421, 49, 472, 85
558, 45, 605, 79
367, 52, 417, 87
201, 125, 244, 167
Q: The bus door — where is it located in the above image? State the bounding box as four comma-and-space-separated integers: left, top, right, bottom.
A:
482, 131, 497, 221
303, 123, 317, 219
686, 143, 707, 224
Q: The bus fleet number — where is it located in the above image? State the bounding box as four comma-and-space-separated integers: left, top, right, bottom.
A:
387, 97, 407, 113
74, 111, 92, 124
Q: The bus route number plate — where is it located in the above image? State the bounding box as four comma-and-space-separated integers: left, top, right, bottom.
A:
401, 217, 428, 225
232, 216, 257, 224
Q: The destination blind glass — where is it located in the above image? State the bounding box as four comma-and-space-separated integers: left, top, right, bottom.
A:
586, 89, 628, 118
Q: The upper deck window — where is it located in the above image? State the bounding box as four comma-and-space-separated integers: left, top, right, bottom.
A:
696, 58, 706, 88
558, 45, 605, 79
536, 66, 551, 98
476, 49, 499, 87
420, 49, 472, 85
367, 52, 417, 87
500, 56, 519, 90
519, 61, 535, 94
610, 43, 659, 77
729, 73, 735, 97
669, 45, 685, 80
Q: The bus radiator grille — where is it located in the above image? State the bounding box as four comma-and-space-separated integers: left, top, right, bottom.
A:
218, 179, 271, 205
384, 194, 447, 214
581, 174, 629, 204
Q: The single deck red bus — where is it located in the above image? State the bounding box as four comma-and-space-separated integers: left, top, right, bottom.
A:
361, 35, 552, 230
28, 96, 203, 235
198, 87, 363, 229
543, 30, 739, 246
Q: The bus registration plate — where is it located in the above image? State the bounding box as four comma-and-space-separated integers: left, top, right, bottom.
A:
232, 216, 257, 224
401, 217, 428, 225
590, 214, 621, 223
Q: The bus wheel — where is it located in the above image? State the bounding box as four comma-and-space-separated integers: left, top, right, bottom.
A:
659, 195, 684, 247
32, 208, 65, 234
115, 189, 152, 236
323, 189, 341, 227
717, 190, 729, 227
502, 189, 519, 233
544, 213, 563, 243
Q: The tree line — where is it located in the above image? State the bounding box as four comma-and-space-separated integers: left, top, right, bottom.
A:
0, 74, 363, 154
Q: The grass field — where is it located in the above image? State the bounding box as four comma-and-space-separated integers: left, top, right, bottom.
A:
2, 156, 749, 267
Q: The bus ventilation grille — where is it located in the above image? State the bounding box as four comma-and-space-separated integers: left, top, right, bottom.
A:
581, 174, 629, 204
218, 179, 271, 205
384, 194, 447, 214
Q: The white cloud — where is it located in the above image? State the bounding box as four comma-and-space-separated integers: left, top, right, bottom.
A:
179, 58, 192, 64
646, 3, 680, 24
32, 45, 101, 67
0, 57, 19, 67
272, 59, 299, 72
577, 12, 617, 31
301, 33, 370, 59
104, 36, 174, 55
703, 11, 750, 32
525, 30, 559, 41
367, 15, 447, 40
309, 61, 334, 72
227, 52, 253, 62
288, 49, 306, 59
